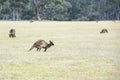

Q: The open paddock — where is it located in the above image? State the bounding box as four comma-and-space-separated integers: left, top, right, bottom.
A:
0, 21, 120, 80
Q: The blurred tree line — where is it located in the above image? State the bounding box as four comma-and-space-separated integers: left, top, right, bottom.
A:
0, 0, 120, 21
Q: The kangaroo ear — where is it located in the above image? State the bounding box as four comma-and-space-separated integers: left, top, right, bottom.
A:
49, 40, 51, 42
49, 40, 53, 43
51, 40, 54, 42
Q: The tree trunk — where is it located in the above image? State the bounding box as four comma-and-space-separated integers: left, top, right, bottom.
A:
0, 5, 2, 14
33, 0, 41, 20
16, 9, 20, 21
36, 7, 41, 20
116, 5, 120, 20
12, 9, 16, 21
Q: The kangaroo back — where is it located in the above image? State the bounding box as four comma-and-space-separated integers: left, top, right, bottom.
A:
9, 29, 16, 38
100, 29, 108, 34
37, 40, 48, 48
10, 29, 15, 34
28, 40, 48, 52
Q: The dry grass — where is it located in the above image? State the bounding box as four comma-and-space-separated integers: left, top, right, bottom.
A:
0, 21, 120, 80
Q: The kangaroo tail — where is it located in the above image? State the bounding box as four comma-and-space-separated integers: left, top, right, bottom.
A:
28, 45, 34, 52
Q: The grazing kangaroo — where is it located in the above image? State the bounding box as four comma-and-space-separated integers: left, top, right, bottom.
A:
9, 29, 16, 38
100, 29, 108, 34
28, 40, 54, 52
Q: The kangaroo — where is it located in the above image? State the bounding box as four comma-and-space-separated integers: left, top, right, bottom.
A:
28, 40, 54, 52
9, 29, 16, 38
100, 29, 108, 34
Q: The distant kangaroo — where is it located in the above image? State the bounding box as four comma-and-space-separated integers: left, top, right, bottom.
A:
9, 29, 16, 38
100, 29, 108, 34
28, 40, 54, 52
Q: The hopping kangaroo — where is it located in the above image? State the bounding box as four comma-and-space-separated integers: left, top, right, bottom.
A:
100, 29, 108, 34
9, 29, 16, 38
28, 40, 54, 52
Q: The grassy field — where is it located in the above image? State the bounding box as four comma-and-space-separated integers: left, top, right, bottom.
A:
0, 21, 120, 80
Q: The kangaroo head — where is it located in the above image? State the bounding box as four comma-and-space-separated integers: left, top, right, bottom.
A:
49, 40, 54, 46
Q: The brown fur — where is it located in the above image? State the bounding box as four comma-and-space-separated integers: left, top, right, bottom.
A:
9, 29, 16, 38
100, 29, 108, 34
28, 40, 54, 52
